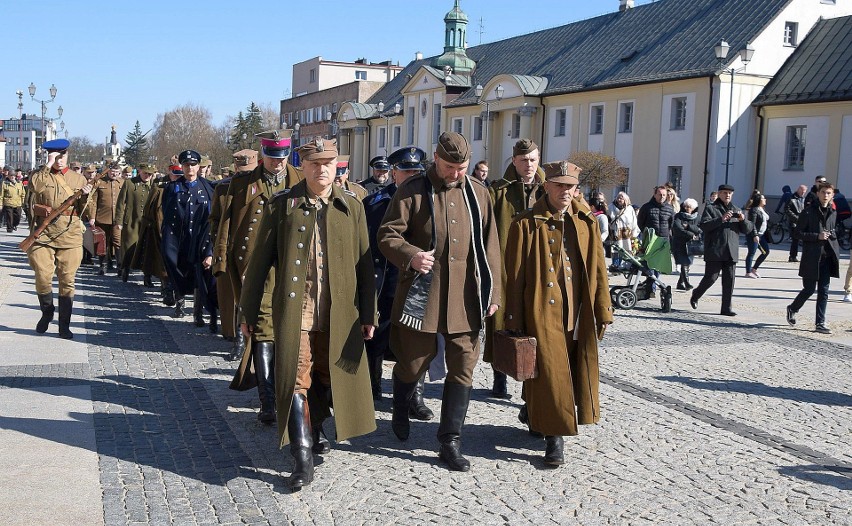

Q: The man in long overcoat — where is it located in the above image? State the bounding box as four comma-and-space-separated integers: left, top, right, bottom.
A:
115, 163, 155, 286
486, 138, 546, 398
239, 137, 376, 490
503, 161, 613, 466
378, 132, 501, 472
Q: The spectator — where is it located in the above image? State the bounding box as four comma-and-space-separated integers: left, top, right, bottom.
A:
804, 175, 828, 209
775, 185, 793, 214
744, 192, 770, 278
592, 192, 609, 244
786, 185, 808, 262
472, 160, 489, 186
608, 191, 640, 271
671, 198, 701, 290
665, 183, 681, 213
637, 186, 674, 294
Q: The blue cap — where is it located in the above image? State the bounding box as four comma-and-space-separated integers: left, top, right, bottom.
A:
178, 150, 202, 164
43, 138, 71, 152
369, 155, 390, 171
388, 147, 425, 171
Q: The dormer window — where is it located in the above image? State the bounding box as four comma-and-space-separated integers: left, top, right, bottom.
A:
784, 22, 798, 47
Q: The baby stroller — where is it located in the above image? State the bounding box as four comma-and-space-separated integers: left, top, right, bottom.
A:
609, 228, 673, 312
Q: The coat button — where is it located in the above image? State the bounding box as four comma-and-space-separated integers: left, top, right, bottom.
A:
319, 264, 324, 270
241, 246, 246, 250
248, 227, 253, 232
303, 210, 310, 216
508, 314, 513, 320
256, 209, 262, 214
452, 238, 458, 243
549, 299, 555, 305
374, 258, 380, 263
252, 219, 257, 223
292, 276, 298, 282
549, 225, 555, 231
451, 219, 457, 224
319, 251, 324, 257
297, 242, 304, 249
299, 226, 306, 232
450, 257, 455, 262
547, 282, 554, 287
450, 202, 455, 207
549, 239, 555, 244
244, 237, 249, 241
295, 260, 301, 265
289, 292, 296, 298
259, 201, 265, 205
319, 277, 324, 283
238, 256, 243, 261
549, 267, 554, 272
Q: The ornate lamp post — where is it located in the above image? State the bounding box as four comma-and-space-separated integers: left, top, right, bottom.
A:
473, 83, 504, 165
28, 82, 58, 165
714, 40, 755, 185
376, 101, 401, 155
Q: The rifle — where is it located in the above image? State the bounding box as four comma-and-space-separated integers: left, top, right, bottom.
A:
19, 189, 85, 252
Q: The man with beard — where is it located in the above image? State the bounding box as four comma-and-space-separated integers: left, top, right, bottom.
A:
486, 139, 545, 399
362, 155, 392, 194
115, 163, 156, 286
87, 163, 125, 275
160, 150, 217, 331
223, 133, 303, 425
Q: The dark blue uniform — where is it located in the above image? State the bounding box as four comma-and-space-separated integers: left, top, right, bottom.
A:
364, 184, 399, 363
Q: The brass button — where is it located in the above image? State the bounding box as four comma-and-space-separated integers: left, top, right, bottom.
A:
288, 292, 296, 298
549, 267, 554, 272
549, 239, 555, 244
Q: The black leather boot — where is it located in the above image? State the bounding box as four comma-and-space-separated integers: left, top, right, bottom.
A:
172, 295, 185, 318
409, 373, 434, 420
683, 266, 693, 290
391, 374, 418, 441
98, 257, 106, 276
491, 369, 510, 399
437, 382, 473, 472
107, 256, 115, 273
209, 308, 218, 334
253, 342, 276, 424
193, 291, 205, 327
287, 393, 314, 490
57, 296, 74, 340
312, 420, 331, 454
162, 280, 176, 307
228, 330, 247, 362
368, 353, 383, 400
544, 436, 565, 466
143, 274, 155, 288
36, 293, 55, 334
121, 263, 130, 282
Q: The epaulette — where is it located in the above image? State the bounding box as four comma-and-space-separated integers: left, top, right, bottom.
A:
270, 188, 291, 201
343, 189, 357, 198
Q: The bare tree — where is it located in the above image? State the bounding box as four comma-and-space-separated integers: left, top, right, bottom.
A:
68, 136, 103, 166
257, 101, 281, 130
567, 151, 627, 195
150, 103, 218, 168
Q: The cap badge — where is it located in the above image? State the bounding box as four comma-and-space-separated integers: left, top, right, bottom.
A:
560, 160, 570, 176
315, 138, 325, 152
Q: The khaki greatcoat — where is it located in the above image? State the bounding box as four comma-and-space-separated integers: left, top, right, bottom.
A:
209, 178, 236, 340
114, 175, 153, 269
88, 176, 124, 225
377, 167, 502, 334
132, 178, 168, 278
503, 196, 614, 437
240, 180, 377, 448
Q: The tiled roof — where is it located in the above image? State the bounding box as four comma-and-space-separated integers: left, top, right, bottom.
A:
367, 0, 793, 109
753, 15, 852, 106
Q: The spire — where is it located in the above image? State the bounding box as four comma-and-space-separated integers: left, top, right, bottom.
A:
432, 0, 475, 76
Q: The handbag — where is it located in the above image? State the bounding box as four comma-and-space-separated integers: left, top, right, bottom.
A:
687, 238, 704, 256
492, 330, 538, 382
618, 227, 632, 240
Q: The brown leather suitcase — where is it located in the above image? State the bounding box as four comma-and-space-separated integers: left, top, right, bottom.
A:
492, 330, 538, 381
83, 225, 107, 257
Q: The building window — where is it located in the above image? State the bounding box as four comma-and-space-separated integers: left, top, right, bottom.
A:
619, 102, 634, 133
671, 97, 687, 130
590, 104, 604, 135
432, 103, 442, 144
555, 109, 567, 137
309, 68, 316, 83
784, 22, 798, 46
452, 118, 463, 134
378, 128, 387, 149
473, 116, 483, 141
332, 102, 338, 113
407, 107, 415, 145
785, 125, 806, 170
393, 125, 401, 147
23, 137, 29, 146
617, 168, 629, 195
355, 70, 367, 80
511, 114, 521, 139
667, 166, 683, 195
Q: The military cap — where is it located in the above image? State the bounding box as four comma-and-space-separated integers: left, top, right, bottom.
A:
513, 139, 539, 157
369, 155, 390, 171
169, 164, 184, 175
70, 161, 82, 170
435, 132, 470, 164
335, 156, 350, 177
108, 161, 121, 169
200, 156, 212, 167
122, 165, 134, 174
297, 137, 338, 162
84, 164, 98, 172
541, 160, 581, 185
233, 149, 258, 169
43, 138, 70, 153
178, 150, 202, 164
219, 167, 230, 175
137, 162, 157, 173
388, 146, 425, 171
718, 183, 735, 192
256, 129, 293, 159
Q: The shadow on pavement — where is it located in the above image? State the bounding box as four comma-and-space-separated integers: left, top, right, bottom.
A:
655, 376, 852, 407
777, 464, 852, 490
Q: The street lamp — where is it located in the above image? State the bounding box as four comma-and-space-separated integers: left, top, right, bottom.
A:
16, 90, 25, 170
292, 122, 301, 166
376, 101, 401, 155
474, 83, 504, 163
28, 83, 58, 164
326, 111, 338, 139
714, 40, 755, 185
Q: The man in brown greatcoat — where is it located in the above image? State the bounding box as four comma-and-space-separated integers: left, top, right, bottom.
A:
486, 138, 546, 399
503, 160, 613, 466
240, 136, 376, 490
87, 163, 124, 275
219, 135, 302, 425
115, 163, 156, 286
378, 131, 501, 472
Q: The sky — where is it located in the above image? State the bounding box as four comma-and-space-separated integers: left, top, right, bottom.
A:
2, 0, 656, 145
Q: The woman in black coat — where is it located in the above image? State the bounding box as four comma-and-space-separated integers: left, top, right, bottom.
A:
744, 192, 770, 278
671, 198, 702, 290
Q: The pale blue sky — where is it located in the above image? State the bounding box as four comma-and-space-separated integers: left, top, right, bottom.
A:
2, 0, 655, 143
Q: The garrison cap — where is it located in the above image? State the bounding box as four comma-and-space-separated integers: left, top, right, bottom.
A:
178, 150, 202, 164
200, 156, 212, 167
369, 155, 390, 171
513, 139, 539, 157
335, 156, 350, 177
297, 137, 338, 162
43, 138, 70, 153
122, 165, 134, 174
541, 160, 581, 185
84, 164, 98, 172
256, 129, 293, 159
233, 149, 258, 170
70, 161, 82, 170
718, 184, 735, 192
388, 146, 425, 171
435, 132, 470, 164
137, 163, 157, 173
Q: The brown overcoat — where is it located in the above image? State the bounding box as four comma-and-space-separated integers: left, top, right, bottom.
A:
114, 175, 153, 268
503, 196, 614, 437
88, 176, 124, 225
132, 178, 168, 277
240, 181, 377, 448
377, 167, 502, 334
209, 178, 236, 339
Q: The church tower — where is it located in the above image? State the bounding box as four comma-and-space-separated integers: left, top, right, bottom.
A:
432, 1, 475, 76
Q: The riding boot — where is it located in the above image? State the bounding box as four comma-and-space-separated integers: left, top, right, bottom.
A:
437, 382, 473, 472
143, 274, 154, 288
36, 293, 55, 334
676, 266, 687, 290
253, 341, 276, 424
107, 256, 115, 273
368, 353, 383, 400
312, 418, 331, 454
408, 373, 434, 420
287, 393, 314, 490
172, 295, 186, 318
209, 307, 218, 334
491, 369, 510, 399
544, 436, 565, 466
683, 266, 693, 290
57, 296, 74, 340
193, 290, 205, 327
391, 374, 418, 441
98, 257, 106, 276
229, 326, 247, 362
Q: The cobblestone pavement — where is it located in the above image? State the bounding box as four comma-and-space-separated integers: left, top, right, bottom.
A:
2, 228, 851, 525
